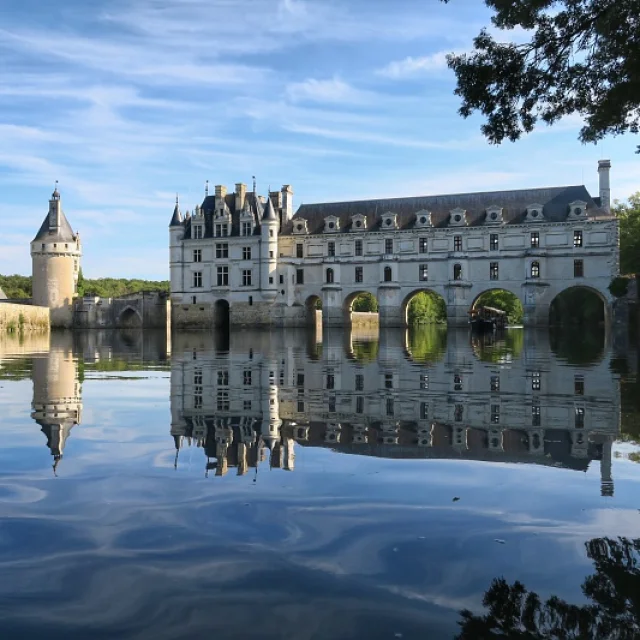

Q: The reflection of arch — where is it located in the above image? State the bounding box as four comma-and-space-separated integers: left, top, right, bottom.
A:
502, 429, 529, 454
305, 295, 322, 327
214, 299, 230, 328
401, 289, 447, 327
119, 306, 142, 328
549, 285, 608, 327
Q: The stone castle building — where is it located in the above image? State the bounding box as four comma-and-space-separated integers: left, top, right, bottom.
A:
169, 160, 618, 328
31, 187, 82, 328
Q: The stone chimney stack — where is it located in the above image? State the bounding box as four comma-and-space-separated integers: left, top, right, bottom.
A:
281, 185, 293, 222
235, 183, 246, 212
598, 159, 611, 213
214, 185, 228, 212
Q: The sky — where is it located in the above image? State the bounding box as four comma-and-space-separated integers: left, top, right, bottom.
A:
0, 0, 637, 280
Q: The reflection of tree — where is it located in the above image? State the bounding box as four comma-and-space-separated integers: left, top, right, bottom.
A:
472, 330, 524, 363
456, 537, 640, 640
351, 339, 379, 363
549, 327, 604, 365
406, 326, 447, 364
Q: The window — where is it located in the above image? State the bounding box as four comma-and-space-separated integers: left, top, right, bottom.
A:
490, 234, 499, 251
453, 263, 462, 280
244, 400, 252, 411
279, 275, 284, 284
248, 296, 253, 306
215, 223, 228, 237
355, 266, 363, 283
532, 404, 541, 426
490, 375, 500, 392
454, 374, 462, 391
574, 259, 584, 278
192, 296, 197, 304
193, 249, 202, 263
384, 266, 392, 282
385, 238, 393, 255
217, 370, 229, 386
532, 371, 541, 391
386, 398, 394, 416
194, 393, 202, 409
531, 231, 540, 248
355, 374, 364, 391
269, 251, 274, 258
454, 235, 462, 251
575, 406, 585, 428
217, 266, 229, 286
215, 243, 228, 259
574, 230, 583, 248
328, 396, 336, 413
356, 396, 364, 414
194, 369, 203, 385
243, 370, 252, 385
242, 246, 252, 260
419, 264, 428, 281
192, 271, 202, 288
327, 241, 335, 257
296, 269, 304, 285
420, 374, 429, 389
385, 373, 393, 389
269, 277, 273, 284
419, 237, 428, 254
193, 225, 203, 239
491, 404, 500, 424
420, 403, 428, 420
41, 243, 45, 250
269, 229, 274, 237
242, 270, 252, 286
326, 268, 334, 284
490, 262, 499, 280
242, 221, 252, 236
355, 239, 363, 256
454, 404, 463, 422
296, 243, 304, 258
575, 375, 584, 396
217, 391, 229, 411
530, 261, 540, 278
326, 373, 335, 389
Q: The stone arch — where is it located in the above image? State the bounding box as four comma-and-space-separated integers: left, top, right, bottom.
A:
214, 299, 230, 329
469, 287, 524, 326
343, 290, 379, 328
119, 306, 142, 328
401, 288, 447, 327
548, 285, 609, 327
305, 294, 322, 327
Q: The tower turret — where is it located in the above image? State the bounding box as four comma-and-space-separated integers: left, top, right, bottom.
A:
260, 197, 279, 301
169, 195, 184, 304
31, 187, 82, 328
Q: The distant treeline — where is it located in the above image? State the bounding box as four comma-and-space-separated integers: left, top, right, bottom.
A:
0, 272, 169, 300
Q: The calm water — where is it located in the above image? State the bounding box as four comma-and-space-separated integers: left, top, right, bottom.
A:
1, 327, 639, 640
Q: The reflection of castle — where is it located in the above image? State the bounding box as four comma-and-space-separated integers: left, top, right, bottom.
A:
170, 328, 619, 495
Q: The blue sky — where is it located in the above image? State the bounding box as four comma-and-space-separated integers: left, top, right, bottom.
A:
0, 0, 637, 280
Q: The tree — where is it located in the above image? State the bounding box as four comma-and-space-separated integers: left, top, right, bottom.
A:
76, 267, 86, 297
407, 291, 447, 324
474, 290, 523, 324
445, 0, 640, 151
352, 292, 379, 313
613, 193, 640, 274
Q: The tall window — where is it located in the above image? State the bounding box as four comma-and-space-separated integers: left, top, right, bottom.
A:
355, 266, 363, 283
242, 221, 252, 236
419, 237, 428, 253
385, 373, 393, 389
419, 264, 428, 281
575, 406, 585, 428
384, 266, 392, 282
490, 234, 499, 251
532, 404, 541, 426
242, 269, 252, 286
296, 269, 304, 285
328, 241, 335, 257
454, 374, 462, 391
193, 249, 202, 263
491, 404, 500, 424
296, 243, 304, 258
326, 268, 334, 284
217, 266, 229, 286
242, 246, 251, 260
420, 402, 429, 420
531, 231, 540, 248
453, 263, 462, 280
532, 371, 541, 391
355, 374, 364, 391
217, 370, 229, 386
192, 271, 202, 288
490, 262, 499, 280
217, 391, 229, 411
356, 396, 364, 413
215, 243, 228, 259
386, 398, 394, 416
575, 375, 584, 395
454, 235, 462, 251
574, 230, 583, 247
420, 374, 429, 389
454, 404, 463, 421
355, 239, 363, 256
243, 370, 252, 385
530, 261, 540, 278
215, 223, 228, 237
385, 238, 393, 254
193, 225, 203, 239
490, 375, 500, 392
574, 259, 584, 278
326, 373, 335, 389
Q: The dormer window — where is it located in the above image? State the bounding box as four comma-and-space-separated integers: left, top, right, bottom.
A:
485, 206, 503, 225
351, 214, 367, 231
293, 219, 308, 235
193, 224, 204, 240
568, 200, 588, 220
525, 204, 545, 223
381, 212, 397, 230
414, 210, 432, 228
449, 208, 467, 226
324, 216, 340, 233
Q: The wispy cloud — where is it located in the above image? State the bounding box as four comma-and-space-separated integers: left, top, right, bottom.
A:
285, 78, 373, 105
377, 51, 454, 80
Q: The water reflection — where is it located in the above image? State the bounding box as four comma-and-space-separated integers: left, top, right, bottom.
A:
169, 327, 619, 495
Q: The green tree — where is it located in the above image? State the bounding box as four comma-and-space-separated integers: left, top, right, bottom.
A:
614, 193, 640, 274
76, 267, 85, 297
474, 290, 523, 324
352, 292, 379, 312
445, 0, 640, 152
407, 291, 447, 324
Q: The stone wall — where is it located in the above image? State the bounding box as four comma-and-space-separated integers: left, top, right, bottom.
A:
172, 302, 215, 330
351, 311, 379, 328
74, 292, 169, 329
0, 303, 50, 332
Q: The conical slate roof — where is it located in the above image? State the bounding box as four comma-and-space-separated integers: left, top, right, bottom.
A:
262, 196, 278, 221
169, 199, 182, 226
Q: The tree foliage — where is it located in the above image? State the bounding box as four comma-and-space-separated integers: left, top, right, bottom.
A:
407, 291, 447, 324
445, 0, 640, 151
474, 289, 523, 324
351, 292, 379, 313
613, 193, 640, 274
457, 537, 640, 639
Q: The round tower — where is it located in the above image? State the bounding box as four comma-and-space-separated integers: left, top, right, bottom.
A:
260, 197, 279, 301
31, 187, 82, 328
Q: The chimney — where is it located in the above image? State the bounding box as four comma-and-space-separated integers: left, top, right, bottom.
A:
597, 159, 611, 213
214, 185, 227, 212
281, 184, 293, 222
235, 183, 246, 212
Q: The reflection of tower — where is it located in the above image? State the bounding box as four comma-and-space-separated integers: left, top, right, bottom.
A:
599, 436, 614, 497
261, 361, 282, 454
30, 334, 82, 474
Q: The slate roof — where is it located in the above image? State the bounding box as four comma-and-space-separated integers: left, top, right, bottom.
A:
169, 201, 182, 227
262, 196, 278, 221
283, 184, 610, 235
33, 209, 77, 243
